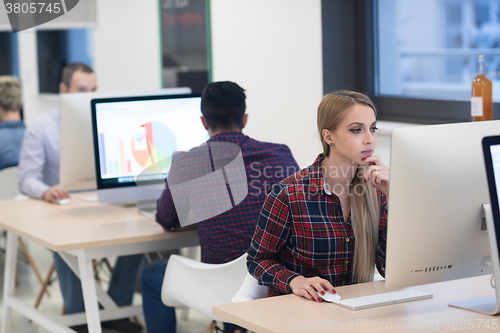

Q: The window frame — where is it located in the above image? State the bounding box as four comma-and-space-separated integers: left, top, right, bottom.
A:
323, 0, 499, 125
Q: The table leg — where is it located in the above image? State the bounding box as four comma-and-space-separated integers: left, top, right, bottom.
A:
59, 251, 118, 310
1, 232, 18, 333
77, 250, 102, 333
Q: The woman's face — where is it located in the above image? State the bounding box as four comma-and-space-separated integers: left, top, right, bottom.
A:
327, 103, 377, 165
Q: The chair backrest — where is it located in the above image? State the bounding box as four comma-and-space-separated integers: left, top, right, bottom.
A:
161, 253, 248, 321
0, 166, 20, 200
231, 272, 268, 303
373, 266, 385, 281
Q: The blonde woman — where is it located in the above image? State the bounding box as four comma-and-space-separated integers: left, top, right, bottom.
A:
247, 90, 389, 302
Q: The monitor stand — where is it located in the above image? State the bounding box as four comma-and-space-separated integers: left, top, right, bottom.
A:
137, 199, 157, 218
449, 204, 500, 315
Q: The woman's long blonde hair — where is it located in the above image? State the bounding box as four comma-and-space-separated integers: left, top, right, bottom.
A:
317, 90, 380, 284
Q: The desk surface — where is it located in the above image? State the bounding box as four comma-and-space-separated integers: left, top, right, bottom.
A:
214, 275, 498, 333
0, 192, 197, 251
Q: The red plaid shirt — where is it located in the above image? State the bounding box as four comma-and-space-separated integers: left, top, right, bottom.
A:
156, 131, 299, 264
247, 154, 388, 296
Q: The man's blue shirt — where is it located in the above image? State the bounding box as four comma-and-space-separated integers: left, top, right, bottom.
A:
0, 120, 26, 170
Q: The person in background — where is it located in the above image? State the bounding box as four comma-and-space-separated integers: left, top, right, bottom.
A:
18, 63, 144, 333
247, 90, 389, 301
0, 75, 25, 171
141, 81, 299, 333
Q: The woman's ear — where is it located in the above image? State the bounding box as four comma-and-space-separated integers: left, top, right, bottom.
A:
322, 128, 334, 146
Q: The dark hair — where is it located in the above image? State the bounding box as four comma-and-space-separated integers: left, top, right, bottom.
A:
61, 62, 94, 88
201, 81, 246, 131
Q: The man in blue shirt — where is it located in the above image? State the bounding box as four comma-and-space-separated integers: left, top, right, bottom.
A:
18, 63, 143, 333
0, 76, 25, 171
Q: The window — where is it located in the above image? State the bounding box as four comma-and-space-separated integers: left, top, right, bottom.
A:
378, 0, 500, 100
37, 29, 93, 93
0, 32, 19, 77
160, 0, 210, 93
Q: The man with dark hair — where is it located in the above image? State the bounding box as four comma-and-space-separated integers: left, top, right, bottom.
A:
18, 63, 143, 333
141, 81, 299, 333
60, 63, 94, 91
200, 81, 247, 130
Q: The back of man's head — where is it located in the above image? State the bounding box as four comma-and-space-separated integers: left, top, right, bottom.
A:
201, 81, 246, 131
0, 75, 22, 113
60, 62, 95, 93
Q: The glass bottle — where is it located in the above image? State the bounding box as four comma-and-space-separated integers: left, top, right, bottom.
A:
471, 55, 493, 122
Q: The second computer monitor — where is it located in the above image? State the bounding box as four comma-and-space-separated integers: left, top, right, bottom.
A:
91, 93, 209, 206
60, 87, 192, 192
385, 120, 500, 290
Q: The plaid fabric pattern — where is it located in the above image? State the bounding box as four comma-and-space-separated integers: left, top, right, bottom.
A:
247, 154, 388, 296
156, 131, 299, 264
167, 142, 247, 225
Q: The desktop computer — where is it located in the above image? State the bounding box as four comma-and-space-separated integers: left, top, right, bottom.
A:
385, 120, 500, 315
90, 93, 209, 214
60, 87, 191, 192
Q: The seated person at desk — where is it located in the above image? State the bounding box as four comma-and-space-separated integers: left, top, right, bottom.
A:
18, 63, 144, 333
247, 90, 389, 301
0, 75, 25, 170
141, 81, 299, 333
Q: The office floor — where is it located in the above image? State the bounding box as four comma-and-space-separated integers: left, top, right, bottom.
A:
0, 238, 213, 333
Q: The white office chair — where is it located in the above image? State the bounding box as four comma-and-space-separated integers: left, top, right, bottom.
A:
373, 266, 385, 282
0, 166, 20, 200
231, 268, 382, 303
231, 272, 268, 303
0, 166, 52, 304
161, 253, 248, 323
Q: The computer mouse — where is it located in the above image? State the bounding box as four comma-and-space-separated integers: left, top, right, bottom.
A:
319, 292, 341, 303
57, 198, 71, 205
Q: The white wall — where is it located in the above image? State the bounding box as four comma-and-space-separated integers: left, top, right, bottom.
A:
93, 0, 162, 92
20, 0, 322, 168
19, 0, 162, 125
210, 0, 323, 168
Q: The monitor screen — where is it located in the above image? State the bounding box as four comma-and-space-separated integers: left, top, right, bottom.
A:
477, 136, 500, 314
60, 87, 191, 192
91, 93, 208, 204
487, 143, 500, 250
487, 143, 500, 214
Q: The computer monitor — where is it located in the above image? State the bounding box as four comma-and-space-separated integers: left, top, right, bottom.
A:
60, 87, 192, 192
474, 135, 500, 314
385, 120, 500, 315
90, 93, 208, 213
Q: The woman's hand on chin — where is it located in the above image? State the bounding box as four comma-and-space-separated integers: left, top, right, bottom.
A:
362, 156, 390, 197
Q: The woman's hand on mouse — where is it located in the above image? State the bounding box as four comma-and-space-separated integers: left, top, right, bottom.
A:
290, 275, 336, 302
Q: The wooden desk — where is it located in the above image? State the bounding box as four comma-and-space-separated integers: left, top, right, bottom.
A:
214, 275, 498, 333
0, 193, 199, 333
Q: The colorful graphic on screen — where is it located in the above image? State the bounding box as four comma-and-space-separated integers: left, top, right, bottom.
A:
132, 122, 177, 171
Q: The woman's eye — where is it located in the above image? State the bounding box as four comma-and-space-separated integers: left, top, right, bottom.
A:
370, 127, 378, 132
350, 128, 361, 133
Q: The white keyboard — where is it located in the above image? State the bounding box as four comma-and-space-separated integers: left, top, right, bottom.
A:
332, 289, 433, 310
